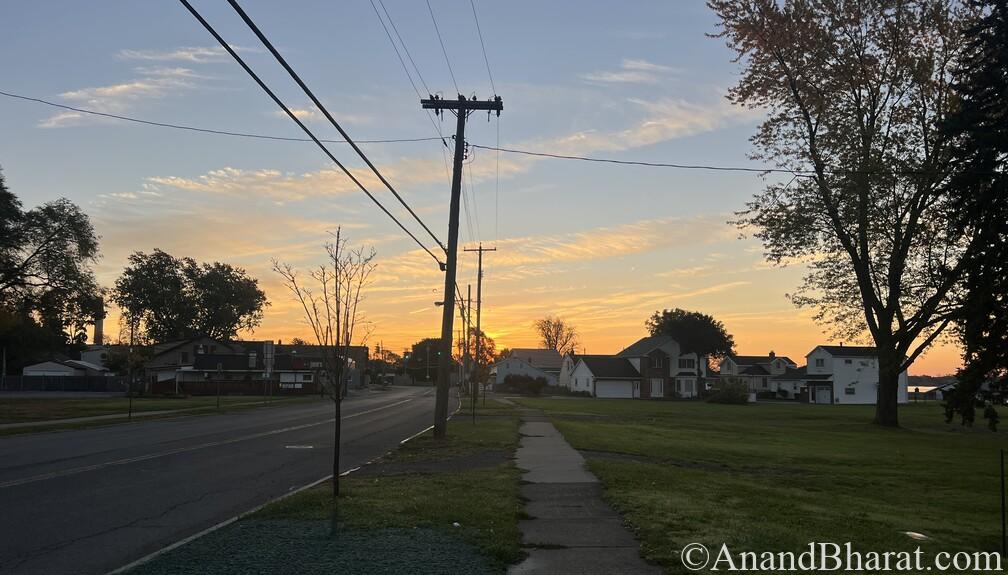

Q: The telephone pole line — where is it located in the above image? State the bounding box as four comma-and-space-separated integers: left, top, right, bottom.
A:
423, 94, 503, 438
465, 242, 496, 410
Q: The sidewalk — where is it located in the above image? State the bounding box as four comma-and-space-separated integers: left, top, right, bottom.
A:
508, 411, 661, 575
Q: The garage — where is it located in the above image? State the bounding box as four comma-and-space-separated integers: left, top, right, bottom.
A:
595, 379, 635, 399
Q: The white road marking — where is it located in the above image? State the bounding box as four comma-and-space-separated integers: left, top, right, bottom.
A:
0, 396, 418, 489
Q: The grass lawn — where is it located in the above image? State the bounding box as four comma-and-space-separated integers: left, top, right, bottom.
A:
514, 398, 1007, 573
0, 395, 312, 424
129, 401, 525, 574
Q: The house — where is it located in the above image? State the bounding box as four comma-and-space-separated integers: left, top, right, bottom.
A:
567, 335, 708, 399
22, 359, 110, 377
492, 348, 563, 386
718, 352, 797, 395
801, 345, 909, 405
558, 352, 578, 389
569, 355, 642, 398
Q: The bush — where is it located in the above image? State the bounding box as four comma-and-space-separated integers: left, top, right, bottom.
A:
497, 374, 549, 396
706, 380, 750, 405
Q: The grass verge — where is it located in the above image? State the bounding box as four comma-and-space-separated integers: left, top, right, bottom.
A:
514, 398, 1007, 573
128, 407, 524, 575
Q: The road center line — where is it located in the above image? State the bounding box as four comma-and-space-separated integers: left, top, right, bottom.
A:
0, 396, 417, 489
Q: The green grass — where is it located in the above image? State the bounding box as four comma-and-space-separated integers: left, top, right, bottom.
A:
251, 413, 525, 570
514, 398, 1007, 573
0, 395, 311, 424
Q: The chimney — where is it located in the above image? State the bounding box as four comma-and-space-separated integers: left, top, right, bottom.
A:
769, 351, 775, 359
93, 297, 106, 345
840, 342, 844, 347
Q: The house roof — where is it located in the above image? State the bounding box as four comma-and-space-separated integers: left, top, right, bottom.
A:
811, 345, 878, 358
726, 353, 796, 366
508, 348, 563, 371
578, 355, 640, 379
771, 366, 832, 381
741, 363, 770, 376
63, 359, 108, 372
617, 335, 675, 358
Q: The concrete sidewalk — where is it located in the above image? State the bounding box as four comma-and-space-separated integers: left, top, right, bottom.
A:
509, 413, 661, 575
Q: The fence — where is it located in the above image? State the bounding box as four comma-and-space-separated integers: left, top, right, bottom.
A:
1, 375, 129, 393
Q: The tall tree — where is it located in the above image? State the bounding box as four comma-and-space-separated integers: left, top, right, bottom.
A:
113, 250, 266, 342
646, 308, 735, 360
274, 228, 376, 534
944, 0, 1008, 414
0, 168, 103, 366
710, 1, 982, 426
534, 315, 579, 355
406, 337, 447, 383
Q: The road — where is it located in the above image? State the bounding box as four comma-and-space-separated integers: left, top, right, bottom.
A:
0, 385, 441, 575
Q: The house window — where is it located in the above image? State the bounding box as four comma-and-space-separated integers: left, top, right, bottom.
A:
179, 351, 189, 364
678, 358, 695, 369
844, 359, 852, 364
651, 357, 662, 368
761, 377, 768, 388
815, 358, 825, 367
302, 373, 313, 382
845, 387, 856, 395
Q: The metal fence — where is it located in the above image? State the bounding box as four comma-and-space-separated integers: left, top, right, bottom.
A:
0, 375, 129, 393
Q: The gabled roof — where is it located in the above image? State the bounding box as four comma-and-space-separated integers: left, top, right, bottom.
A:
811, 345, 878, 358
617, 335, 675, 358
508, 348, 563, 371
578, 355, 641, 379
741, 363, 769, 376
63, 359, 108, 372
726, 353, 796, 366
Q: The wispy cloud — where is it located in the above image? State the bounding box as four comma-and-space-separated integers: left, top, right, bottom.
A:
116, 45, 243, 64
580, 58, 677, 84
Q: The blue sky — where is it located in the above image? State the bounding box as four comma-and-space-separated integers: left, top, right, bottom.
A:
0, 1, 959, 374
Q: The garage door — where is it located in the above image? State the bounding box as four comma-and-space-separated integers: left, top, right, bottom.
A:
595, 380, 634, 399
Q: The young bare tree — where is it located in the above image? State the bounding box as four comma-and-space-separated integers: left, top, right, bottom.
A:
273, 227, 376, 533
534, 315, 579, 356
710, 1, 984, 426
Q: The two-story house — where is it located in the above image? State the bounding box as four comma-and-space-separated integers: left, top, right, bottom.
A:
566, 335, 707, 399
803, 345, 909, 405
492, 348, 563, 386
718, 352, 797, 395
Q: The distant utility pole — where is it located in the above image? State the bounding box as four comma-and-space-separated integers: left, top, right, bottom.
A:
467, 283, 473, 423
423, 94, 503, 439
465, 242, 496, 409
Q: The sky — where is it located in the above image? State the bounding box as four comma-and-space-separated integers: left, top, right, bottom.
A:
0, 1, 961, 375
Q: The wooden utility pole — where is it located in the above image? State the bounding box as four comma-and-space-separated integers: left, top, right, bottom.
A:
465, 243, 496, 408
467, 284, 473, 423
423, 94, 502, 438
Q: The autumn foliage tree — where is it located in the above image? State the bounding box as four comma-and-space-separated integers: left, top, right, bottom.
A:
710, 0, 984, 426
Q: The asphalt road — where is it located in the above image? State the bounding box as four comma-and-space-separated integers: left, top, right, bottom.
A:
0, 385, 442, 575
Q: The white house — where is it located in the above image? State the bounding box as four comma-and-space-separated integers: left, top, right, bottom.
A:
558, 352, 578, 389
803, 345, 909, 405
492, 348, 562, 386
569, 355, 643, 398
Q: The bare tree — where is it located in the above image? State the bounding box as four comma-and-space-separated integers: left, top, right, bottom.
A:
273, 227, 376, 533
534, 316, 579, 356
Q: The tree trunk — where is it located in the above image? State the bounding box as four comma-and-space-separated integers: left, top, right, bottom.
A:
874, 349, 901, 427
331, 395, 341, 535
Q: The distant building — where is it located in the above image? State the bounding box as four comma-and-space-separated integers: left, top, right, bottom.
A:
718, 352, 798, 395
22, 359, 109, 377
565, 335, 708, 399
492, 348, 563, 386
800, 345, 909, 405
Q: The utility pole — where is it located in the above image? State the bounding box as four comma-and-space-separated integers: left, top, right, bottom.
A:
465, 243, 496, 409
467, 284, 473, 423
423, 94, 503, 438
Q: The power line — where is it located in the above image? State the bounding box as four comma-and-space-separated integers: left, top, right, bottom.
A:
227, 0, 447, 254
469, 0, 496, 96
0, 90, 443, 145
176, 0, 443, 266
425, 0, 460, 94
